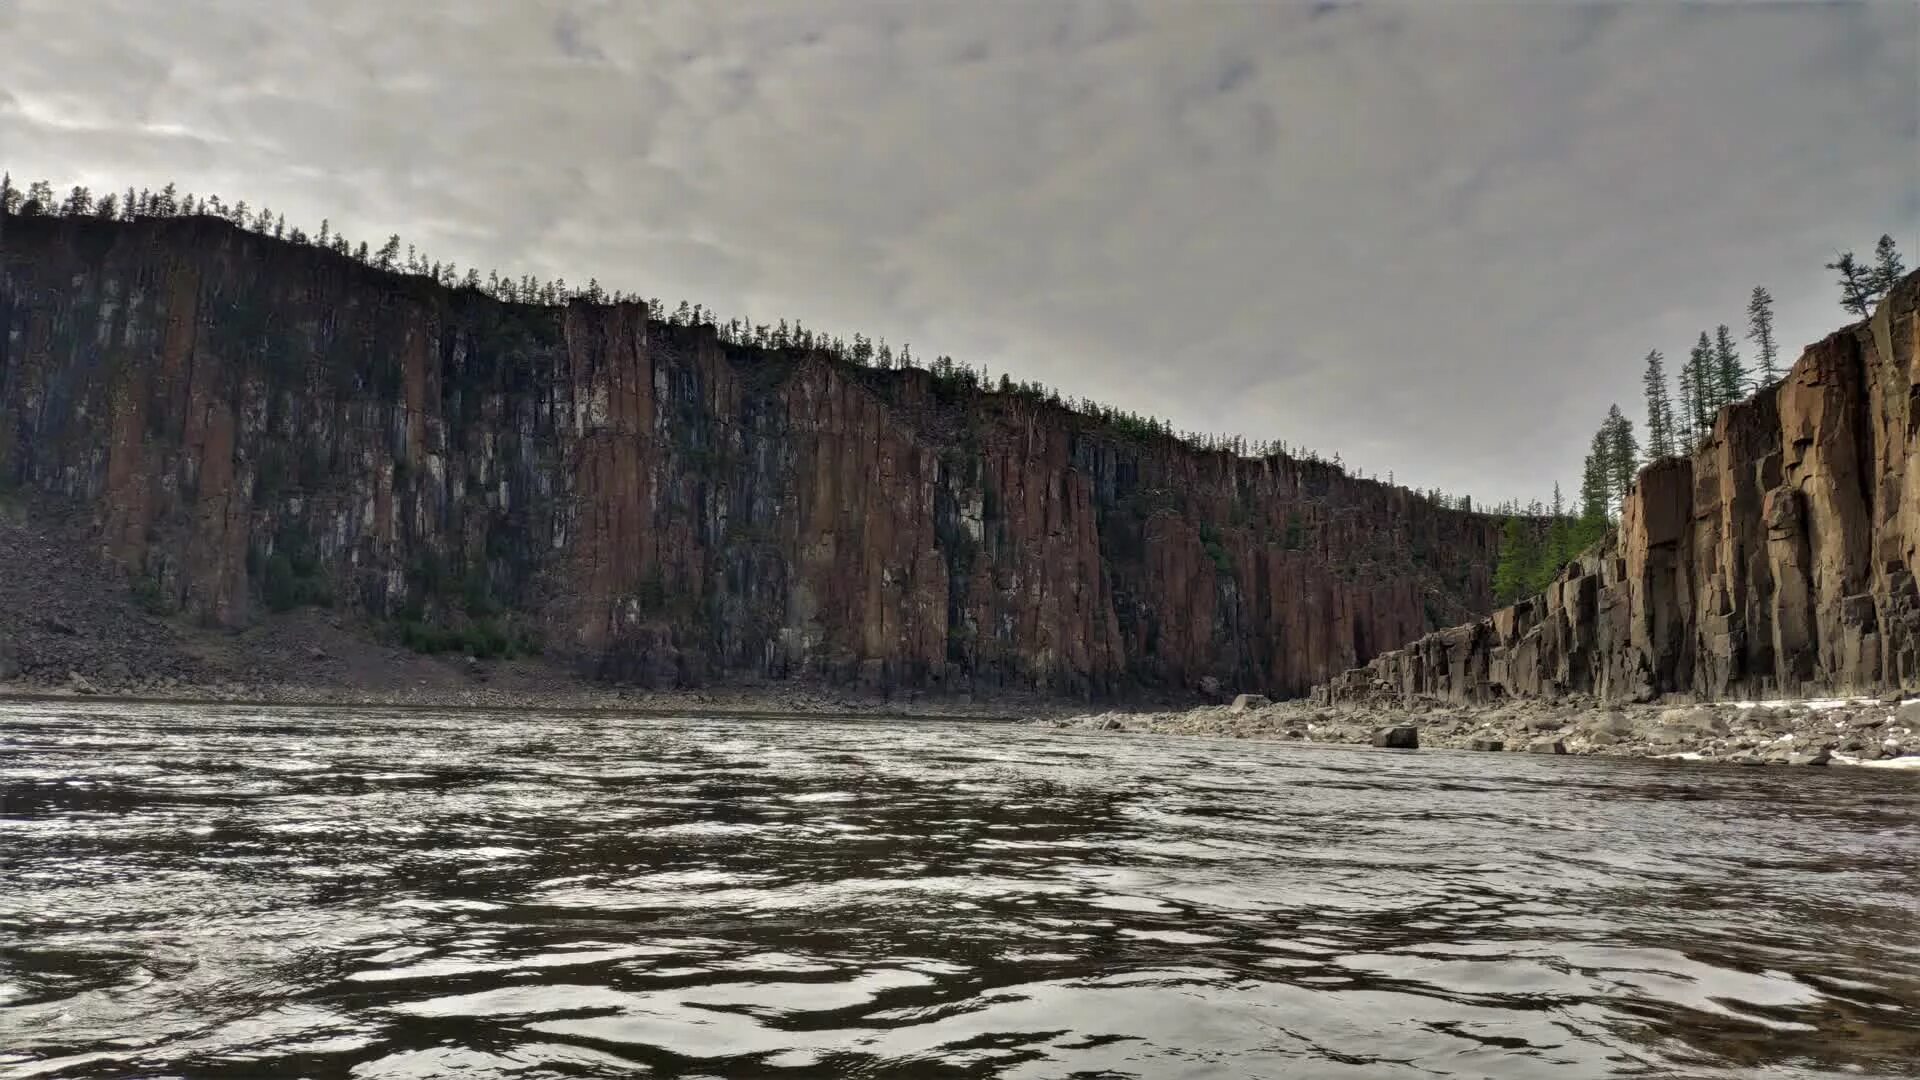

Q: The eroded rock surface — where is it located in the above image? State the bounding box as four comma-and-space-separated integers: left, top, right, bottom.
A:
1317, 270, 1920, 708
1, 212, 1511, 698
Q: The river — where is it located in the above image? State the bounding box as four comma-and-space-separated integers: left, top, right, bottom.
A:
2, 699, 1917, 1078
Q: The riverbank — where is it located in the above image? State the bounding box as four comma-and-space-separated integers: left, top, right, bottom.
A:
0, 660, 1069, 721
1042, 694, 1920, 768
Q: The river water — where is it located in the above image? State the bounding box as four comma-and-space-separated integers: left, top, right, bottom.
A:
1, 700, 1917, 1079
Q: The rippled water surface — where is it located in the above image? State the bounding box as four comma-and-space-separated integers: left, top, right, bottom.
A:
3, 700, 1919, 1078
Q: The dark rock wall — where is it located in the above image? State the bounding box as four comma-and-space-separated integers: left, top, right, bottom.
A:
1318, 271, 1920, 706
2, 212, 1510, 698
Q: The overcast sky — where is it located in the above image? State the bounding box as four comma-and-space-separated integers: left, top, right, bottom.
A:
2, 1, 1914, 504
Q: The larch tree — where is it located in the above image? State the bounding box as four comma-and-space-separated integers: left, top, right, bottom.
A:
1747, 286, 1779, 385
1642, 350, 1675, 459
1713, 324, 1746, 405
1537, 482, 1574, 589
1870, 234, 1907, 298
1604, 405, 1639, 516
1580, 427, 1611, 524
1689, 332, 1718, 436
1492, 516, 1536, 604
1827, 251, 1876, 318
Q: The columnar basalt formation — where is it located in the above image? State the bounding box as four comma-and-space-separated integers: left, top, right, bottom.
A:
1318, 271, 1920, 707
1, 212, 1509, 698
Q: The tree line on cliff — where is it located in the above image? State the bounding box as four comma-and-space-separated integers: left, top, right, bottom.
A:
2, 171, 1519, 517
1491, 234, 1908, 607
15, 170, 1884, 614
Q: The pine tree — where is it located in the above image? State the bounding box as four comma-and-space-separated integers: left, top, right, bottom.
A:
0, 173, 17, 215
1713, 324, 1746, 404
1827, 251, 1876, 318
1604, 404, 1639, 516
1870, 234, 1907, 298
1493, 516, 1536, 604
1747, 286, 1779, 385
1537, 483, 1574, 589
1642, 350, 1674, 459
1580, 428, 1610, 523
1688, 332, 1717, 437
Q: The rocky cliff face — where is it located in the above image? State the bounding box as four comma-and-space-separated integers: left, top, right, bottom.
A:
2, 212, 1508, 698
1318, 270, 1920, 707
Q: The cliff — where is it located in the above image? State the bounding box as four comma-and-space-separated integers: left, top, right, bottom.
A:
1318, 269, 1920, 707
1, 211, 1509, 699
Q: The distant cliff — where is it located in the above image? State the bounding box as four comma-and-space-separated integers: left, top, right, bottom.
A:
1318, 269, 1920, 706
1, 211, 1510, 698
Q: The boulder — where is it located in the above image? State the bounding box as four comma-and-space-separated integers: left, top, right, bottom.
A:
1527, 738, 1567, 755
1658, 707, 1730, 736
1468, 737, 1505, 752
1371, 725, 1419, 749
1788, 746, 1832, 766
1578, 711, 1637, 738
67, 670, 98, 695
1230, 693, 1271, 714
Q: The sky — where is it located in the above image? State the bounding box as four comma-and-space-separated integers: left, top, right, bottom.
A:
2, 1, 1915, 505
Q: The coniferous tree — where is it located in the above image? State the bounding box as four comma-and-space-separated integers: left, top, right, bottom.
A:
1713, 324, 1746, 404
1538, 482, 1574, 589
1747, 286, 1779, 385
1827, 251, 1876, 318
1688, 332, 1717, 436
0, 173, 18, 215
1676, 344, 1698, 447
1492, 516, 1536, 604
1604, 404, 1639, 516
1870, 234, 1907, 298
1580, 428, 1610, 524
1642, 350, 1674, 459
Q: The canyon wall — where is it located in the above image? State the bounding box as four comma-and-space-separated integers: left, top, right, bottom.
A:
1, 212, 1509, 698
1317, 270, 1920, 707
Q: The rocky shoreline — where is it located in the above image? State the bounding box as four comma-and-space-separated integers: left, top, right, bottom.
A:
1044, 693, 1920, 769
0, 671, 1066, 721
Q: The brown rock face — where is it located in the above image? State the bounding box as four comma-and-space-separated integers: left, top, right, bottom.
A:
1318, 270, 1920, 707
1, 213, 1509, 698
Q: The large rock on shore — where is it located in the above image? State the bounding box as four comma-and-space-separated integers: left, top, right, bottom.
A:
1371, 725, 1418, 749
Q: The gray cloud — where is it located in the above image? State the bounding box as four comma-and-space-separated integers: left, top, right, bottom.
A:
2, 0, 1914, 503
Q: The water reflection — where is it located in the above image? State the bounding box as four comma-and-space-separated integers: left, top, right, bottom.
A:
1, 700, 1917, 1078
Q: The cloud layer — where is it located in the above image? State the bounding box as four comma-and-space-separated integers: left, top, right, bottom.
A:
3, 0, 1914, 502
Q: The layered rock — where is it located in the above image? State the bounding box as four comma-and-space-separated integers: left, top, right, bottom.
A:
1, 212, 1510, 698
1318, 270, 1920, 706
